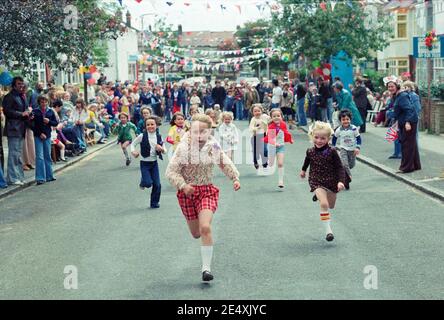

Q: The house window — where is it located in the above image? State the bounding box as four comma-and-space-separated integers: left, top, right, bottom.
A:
388, 59, 409, 76
396, 14, 407, 39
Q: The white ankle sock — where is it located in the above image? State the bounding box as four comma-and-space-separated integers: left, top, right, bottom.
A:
321, 212, 333, 234
201, 246, 213, 273
278, 167, 284, 183
60, 148, 65, 160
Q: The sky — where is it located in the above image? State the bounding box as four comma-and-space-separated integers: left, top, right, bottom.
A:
109, 0, 273, 31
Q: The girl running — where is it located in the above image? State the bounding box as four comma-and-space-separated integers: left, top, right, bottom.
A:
249, 104, 270, 174
131, 116, 166, 209
300, 121, 346, 242
166, 112, 186, 152
217, 111, 239, 160
264, 108, 294, 188
165, 114, 241, 283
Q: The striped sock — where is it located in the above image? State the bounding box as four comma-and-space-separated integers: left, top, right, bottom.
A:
320, 212, 332, 235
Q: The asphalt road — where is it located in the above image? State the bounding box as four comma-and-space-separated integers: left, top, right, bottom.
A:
0, 122, 443, 299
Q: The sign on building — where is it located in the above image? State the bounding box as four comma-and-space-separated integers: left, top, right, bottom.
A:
413, 36, 444, 58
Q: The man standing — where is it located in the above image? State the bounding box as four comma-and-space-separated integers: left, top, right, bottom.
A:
2, 77, 29, 186
352, 77, 370, 133
271, 79, 282, 109
30, 82, 45, 109
211, 80, 227, 110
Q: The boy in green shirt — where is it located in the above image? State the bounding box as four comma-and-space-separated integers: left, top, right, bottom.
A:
112, 112, 138, 166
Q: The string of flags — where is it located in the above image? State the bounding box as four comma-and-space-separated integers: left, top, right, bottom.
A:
117, 0, 391, 14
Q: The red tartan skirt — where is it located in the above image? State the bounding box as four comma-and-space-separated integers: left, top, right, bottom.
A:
177, 184, 220, 221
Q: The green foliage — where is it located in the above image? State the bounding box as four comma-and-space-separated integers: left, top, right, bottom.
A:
0, 0, 124, 73
271, 0, 392, 61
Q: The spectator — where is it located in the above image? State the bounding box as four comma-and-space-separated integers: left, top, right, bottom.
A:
271, 79, 282, 109
2, 76, 30, 186
211, 80, 227, 109
333, 81, 364, 128
352, 77, 371, 133
29, 95, 59, 185
295, 83, 307, 126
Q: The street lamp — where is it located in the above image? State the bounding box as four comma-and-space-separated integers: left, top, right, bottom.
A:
140, 13, 156, 82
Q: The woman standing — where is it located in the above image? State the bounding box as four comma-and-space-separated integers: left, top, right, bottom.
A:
29, 95, 59, 185
333, 82, 364, 128
386, 76, 421, 173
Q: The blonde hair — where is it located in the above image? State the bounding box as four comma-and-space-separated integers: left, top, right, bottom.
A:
308, 121, 334, 141
251, 103, 264, 114
191, 114, 212, 128
402, 80, 417, 92
269, 108, 283, 118
219, 111, 234, 122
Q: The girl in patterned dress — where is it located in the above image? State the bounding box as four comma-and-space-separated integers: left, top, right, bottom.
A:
165, 114, 241, 283
300, 121, 346, 242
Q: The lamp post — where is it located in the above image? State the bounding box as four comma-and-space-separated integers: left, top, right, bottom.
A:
140, 13, 156, 83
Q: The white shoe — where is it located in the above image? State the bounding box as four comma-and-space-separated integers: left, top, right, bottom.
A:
12, 181, 24, 186
278, 181, 284, 189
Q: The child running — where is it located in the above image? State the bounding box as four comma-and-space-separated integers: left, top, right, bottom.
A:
165, 114, 241, 283
112, 112, 138, 166
300, 121, 346, 242
166, 112, 186, 152
332, 109, 362, 190
264, 108, 294, 188
137, 106, 152, 134
249, 104, 270, 175
131, 116, 166, 209
217, 111, 239, 160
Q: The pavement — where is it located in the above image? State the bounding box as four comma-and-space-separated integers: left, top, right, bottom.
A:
297, 123, 444, 202
0, 121, 443, 299
0, 137, 117, 200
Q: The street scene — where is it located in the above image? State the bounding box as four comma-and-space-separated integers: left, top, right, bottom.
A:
0, 0, 444, 301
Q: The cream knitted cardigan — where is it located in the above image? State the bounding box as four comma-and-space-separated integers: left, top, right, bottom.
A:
165, 132, 240, 190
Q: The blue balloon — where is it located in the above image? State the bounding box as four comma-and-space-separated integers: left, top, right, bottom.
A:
84, 73, 92, 80
0, 71, 12, 86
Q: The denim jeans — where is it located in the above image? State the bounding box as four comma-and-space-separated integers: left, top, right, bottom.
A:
235, 100, 244, 120
271, 103, 280, 109
73, 125, 86, 150
140, 160, 161, 206
6, 136, 24, 184
319, 108, 328, 122
0, 166, 7, 188
327, 98, 334, 124
394, 139, 402, 157
34, 136, 54, 182
297, 98, 307, 126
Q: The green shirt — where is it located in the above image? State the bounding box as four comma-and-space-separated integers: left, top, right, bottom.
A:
113, 122, 137, 142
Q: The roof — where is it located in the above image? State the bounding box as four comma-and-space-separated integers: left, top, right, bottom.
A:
178, 31, 235, 48
384, 0, 417, 11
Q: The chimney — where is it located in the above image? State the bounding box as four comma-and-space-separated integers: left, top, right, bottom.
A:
126, 10, 131, 28
178, 24, 183, 35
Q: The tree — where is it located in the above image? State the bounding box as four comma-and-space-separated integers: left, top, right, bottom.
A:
0, 0, 124, 73
271, 0, 392, 62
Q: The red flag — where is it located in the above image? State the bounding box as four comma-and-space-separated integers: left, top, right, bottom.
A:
135, 0, 142, 3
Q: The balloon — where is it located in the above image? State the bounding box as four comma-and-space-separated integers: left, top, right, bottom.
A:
312, 60, 321, 68
89, 65, 97, 73
87, 78, 96, 85
0, 71, 13, 86
57, 53, 68, 63
92, 72, 100, 80
84, 73, 92, 80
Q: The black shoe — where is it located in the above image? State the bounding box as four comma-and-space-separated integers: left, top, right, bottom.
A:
36, 181, 45, 185
126, 159, 131, 166
388, 155, 402, 159
150, 204, 160, 209
202, 271, 214, 282
47, 178, 56, 182
326, 233, 334, 242
312, 194, 318, 202
254, 164, 259, 170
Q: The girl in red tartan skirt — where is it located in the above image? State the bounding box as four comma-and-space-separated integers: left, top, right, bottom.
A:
166, 114, 241, 282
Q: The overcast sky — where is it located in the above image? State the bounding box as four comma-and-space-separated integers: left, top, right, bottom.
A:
111, 0, 273, 31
